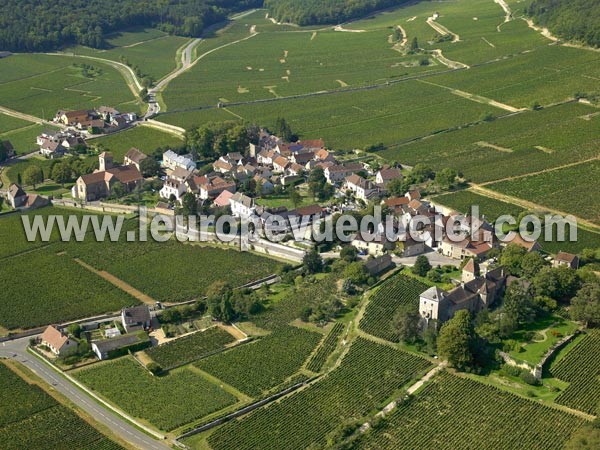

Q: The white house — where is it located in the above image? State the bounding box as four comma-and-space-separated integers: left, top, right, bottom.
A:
344, 174, 378, 201
162, 150, 196, 171
160, 177, 187, 203
230, 192, 256, 218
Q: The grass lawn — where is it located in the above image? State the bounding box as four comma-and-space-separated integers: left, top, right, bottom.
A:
507, 316, 579, 366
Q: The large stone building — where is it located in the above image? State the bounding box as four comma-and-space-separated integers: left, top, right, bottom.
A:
419, 259, 507, 326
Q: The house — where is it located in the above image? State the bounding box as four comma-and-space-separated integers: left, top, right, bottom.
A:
37, 130, 86, 158
376, 168, 402, 186
314, 149, 336, 164
344, 174, 378, 201
257, 149, 278, 166
213, 159, 234, 174
324, 163, 363, 184
196, 176, 236, 200
1, 140, 15, 159
39, 139, 66, 158
403, 235, 426, 257
214, 189, 234, 208
291, 151, 314, 166
40, 326, 78, 357
364, 254, 395, 276
273, 156, 290, 173
298, 139, 325, 151
419, 262, 507, 326
160, 177, 188, 203
352, 231, 391, 256
254, 175, 275, 195
288, 163, 305, 176
97, 106, 120, 121
7, 183, 27, 208
121, 305, 151, 333
384, 196, 410, 214
73, 152, 143, 202
56, 109, 96, 126
553, 252, 580, 270
104, 327, 121, 339
230, 192, 256, 218
440, 235, 495, 261
91, 333, 148, 360
162, 150, 195, 171
123, 148, 148, 171
406, 190, 421, 201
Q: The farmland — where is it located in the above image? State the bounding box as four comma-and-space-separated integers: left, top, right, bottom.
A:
196, 326, 321, 397
62, 237, 284, 303
204, 338, 432, 450
0, 248, 138, 330
353, 371, 585, 450
306, 322, 345, 373
70, 28, 190, 82
359, 273, 428, 342
0, 362, 124, 450
0, 123, 57, 156
380, 102, 600, 184
0, 113, 33, 133
91, 124, 184, 162
145, 326, 236, 370
74, 356, 238, 431
486, 159, 600, 225
0, 54, 140, 118
551, 330, 600, 415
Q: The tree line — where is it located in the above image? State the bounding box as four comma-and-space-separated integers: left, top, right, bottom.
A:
528, 0, 600, 48
263, 0, 413, 26
0, 0, 261, 52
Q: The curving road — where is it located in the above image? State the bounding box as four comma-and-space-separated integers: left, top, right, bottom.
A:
0, 337, 170, 450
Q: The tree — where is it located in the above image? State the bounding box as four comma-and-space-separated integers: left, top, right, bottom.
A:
340, 245, 358, 262
23, 165, 43, 189
180, 192, 198, 216
343, 262, 368, 285
412, 255, 432, 277
289, 188, 302, 209
308, 167, 330, 200
435, 167, 457, 190
111, 181, 126, 199
51, 162, 72, 187
520, 251, 547, 279
570, 282, 600, 327
387, 177, 409, 197
391, 305, 420, 343
437, 310, 476, 370
410, 36, 419, 53
274, 117, 293, 141
303, 249, 323, 274
499, 244, 527, 276
503, 282, 536, 328
140, 157, 160, 177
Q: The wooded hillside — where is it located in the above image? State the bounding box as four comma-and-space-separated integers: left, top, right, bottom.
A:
263, 0, 411, 26
0, 0, 261, 52
528, 0, 600, 47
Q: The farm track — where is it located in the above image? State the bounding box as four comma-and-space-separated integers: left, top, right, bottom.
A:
0, 105, 61, 127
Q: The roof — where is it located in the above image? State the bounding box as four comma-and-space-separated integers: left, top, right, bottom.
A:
164, 150, 194, 166
407, 190, 421, 200
98, 106, 119, 114
463, 258, 478, 274
108, 165, 143, 184
214, 190, 234, 207
213, 159, 233, 171
378, 168, 402, 181
171, 167, 192, 180
299, 139, 324, 149
93, 333, 142, 354
421, 286, 446, 302
122, 305, 151, 327
556, 252, 578, 263
346, 174, 375, 190
230, 192, 254, 208
384, 196, 409, 207
273, 156, 290, 168
8, 183, 26, 199
327, 163, 363, 173
125, 147, 148, 164
293, 204, 323, 217
40, 326, 70, 350
63, 109, 92, 120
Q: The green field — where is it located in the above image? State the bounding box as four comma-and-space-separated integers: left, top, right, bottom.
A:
203, 337, 432, 450
145, 326, 236, 370
0, 248, 138, 330
196, 326, 321, 397
550, 330, 600, 415
487, 160, 600, 225
306, 322, 345, 372
0, 362, 124, 449
0, 54, 140, 118
380, 102, 600, 183
70, 28, 189, 82
0, 123, 58, 156
359, 273, 428, 342
0, 113, 33, 133
61, 236, 284, 303
91, 124, 184, 162
354, 371, 585, 450
75, 356, 238, 432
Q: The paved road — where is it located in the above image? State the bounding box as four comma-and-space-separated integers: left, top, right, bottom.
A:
0, 337, 170, 450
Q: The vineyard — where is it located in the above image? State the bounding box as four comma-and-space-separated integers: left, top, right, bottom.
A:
62, 236, 283, 303
205, 338, 432, 450
306, 322, 345, 373
0, 248, 138, 330
551, 330, 600, 415
359, 273, 428, 342
353, 371, 585, 450
145, 326, 236, 370
196, 326, 321, 397
74, 356, 238, 431
0, 362, 124, 450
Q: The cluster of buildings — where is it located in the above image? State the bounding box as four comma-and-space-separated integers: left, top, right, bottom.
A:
54, 107, 137, 133
39, 305, 152, 361
37, 129, 87, 158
